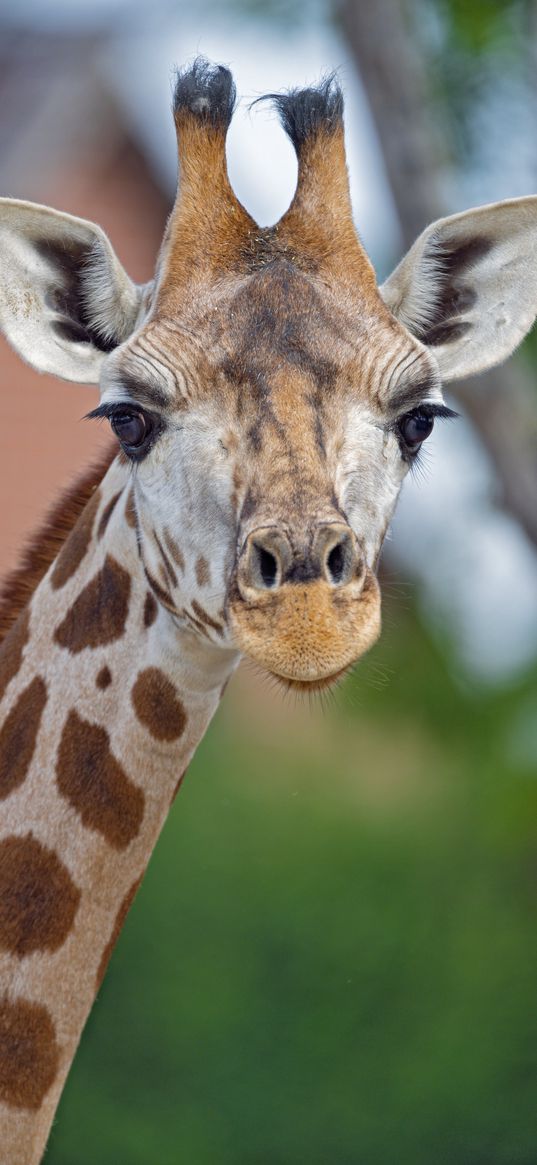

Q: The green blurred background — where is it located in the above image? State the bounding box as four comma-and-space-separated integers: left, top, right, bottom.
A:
49, 604, 537, 1165
1, 0, 537, 1161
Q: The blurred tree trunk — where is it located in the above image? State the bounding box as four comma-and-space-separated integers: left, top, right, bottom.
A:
337, 0, 537, 550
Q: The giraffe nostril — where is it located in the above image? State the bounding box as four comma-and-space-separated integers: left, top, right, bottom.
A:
256, 545, 278, 589
319, 528, 359, 587
326, 541, 346, 584
238, 527, 291, 597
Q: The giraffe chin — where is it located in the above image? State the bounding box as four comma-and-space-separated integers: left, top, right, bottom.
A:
268, 664, 353, 693
228, 571, 382, 689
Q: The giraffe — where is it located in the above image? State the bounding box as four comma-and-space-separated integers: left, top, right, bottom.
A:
0, 59, 536, 1164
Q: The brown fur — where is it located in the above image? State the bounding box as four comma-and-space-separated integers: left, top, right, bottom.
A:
0, 677, 48, 800
131, 667, 187, 742
50, 486, 102, 592
0, 610, 29, 704
0, 997, 59, 1111
124, 487, 137, 529
96, 490, 123, 540
229, 572, 381, 684
95, 666, 112, 691
158, 118, 255, 293
56, 710, 145, 850
0, 449, 115, 646
54, 557, 131, 653
163, 529, 185, 573
0, 834, 80, 957
277, 126, 376, 285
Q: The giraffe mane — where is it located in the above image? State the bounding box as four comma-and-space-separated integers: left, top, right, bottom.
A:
0, 446, 115, 645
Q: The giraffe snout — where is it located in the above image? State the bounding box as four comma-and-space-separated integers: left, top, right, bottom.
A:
228, 522, 380, 687
236, 522, 364, 601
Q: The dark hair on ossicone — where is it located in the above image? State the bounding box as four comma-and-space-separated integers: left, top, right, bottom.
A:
258, 73, 344, 153
172, 57, 237, 130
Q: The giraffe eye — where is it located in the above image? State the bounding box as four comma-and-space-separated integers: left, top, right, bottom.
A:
398, 409, 434, 450
110, 408, 152, 451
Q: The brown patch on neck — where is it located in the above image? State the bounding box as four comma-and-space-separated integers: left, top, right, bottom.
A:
0, 677, 48, 800
0, 995, 59, 1110
0, 833, 80, 957
143, 591, 158, 629
56, 709, 145, 850
131, 667, 187, 742
54, 556, 131, 653
0, 609, 30, 705
0, 447, 115, 647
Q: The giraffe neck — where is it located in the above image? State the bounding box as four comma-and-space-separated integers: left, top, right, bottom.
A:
0, 457, 239, 1165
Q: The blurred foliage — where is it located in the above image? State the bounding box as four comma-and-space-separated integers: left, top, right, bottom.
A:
413, 0, 536, 160
437, 0, 532, 53
47, 594, 537, 1165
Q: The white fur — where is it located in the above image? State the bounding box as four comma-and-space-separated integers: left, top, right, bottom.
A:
0, 199, 145, 383
380, 195, 537, 381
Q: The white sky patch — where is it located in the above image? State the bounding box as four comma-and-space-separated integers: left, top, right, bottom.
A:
100, 17, 400, 269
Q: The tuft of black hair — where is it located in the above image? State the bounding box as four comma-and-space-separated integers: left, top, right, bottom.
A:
259, 74, 344, 151
173, 57, 236, 129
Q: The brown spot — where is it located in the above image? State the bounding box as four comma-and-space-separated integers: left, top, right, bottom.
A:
0, 834, 80, 957
195, 555, 211, 587
131, 667, 187, 742
96, 666, 112, 690
97, 490, 122, 540
54, 556, 131, 653
0, 996, 59, 1110
0, 449, 114, 645
191, 600, 224, 635
143, 565, 174, 610
188, 614, 209, 638
56, 710, 145, 850
155, 535, 178, 589
143, 592, 158, 629
50, 486, 101, 590
163, 528, 185, 572
125, 487, 137, 529
159, 562, 172, 591
0, 677, 47, 800
96, 874, 143, 990
0, 609, 29, 705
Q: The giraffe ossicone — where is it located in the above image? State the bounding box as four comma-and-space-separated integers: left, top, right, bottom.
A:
1, 56, 537, 1164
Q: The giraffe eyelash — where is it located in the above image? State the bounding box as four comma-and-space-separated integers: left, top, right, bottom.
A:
85, 402, 166, 461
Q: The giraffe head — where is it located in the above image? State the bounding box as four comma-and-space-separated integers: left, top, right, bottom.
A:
2, 60, 537, 688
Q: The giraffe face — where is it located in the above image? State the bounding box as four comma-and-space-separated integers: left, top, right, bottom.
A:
2, 62, 537, 685
98, 260, 442, 686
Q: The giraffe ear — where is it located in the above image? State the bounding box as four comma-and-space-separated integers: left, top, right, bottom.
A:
379, 196, 537, 382
0, 199, 148, 383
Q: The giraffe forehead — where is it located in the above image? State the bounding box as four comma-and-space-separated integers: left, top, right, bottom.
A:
118, 260, 402, 416
217, 263, 390, 389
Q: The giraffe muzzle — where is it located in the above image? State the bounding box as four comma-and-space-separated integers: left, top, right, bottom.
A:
236, 523, 363, 598
229, 523, 381, 686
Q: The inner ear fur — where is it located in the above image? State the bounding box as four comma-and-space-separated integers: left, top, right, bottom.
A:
0, 199, 147, 383
380, 195, 537, 382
